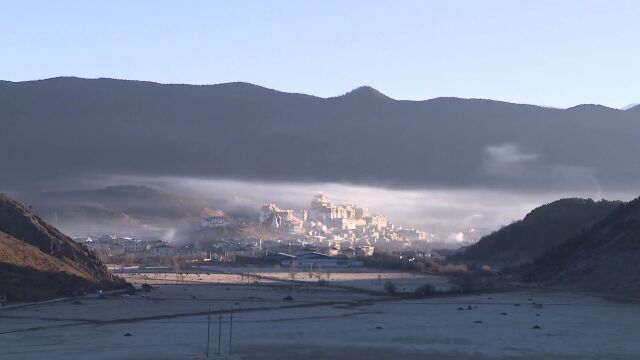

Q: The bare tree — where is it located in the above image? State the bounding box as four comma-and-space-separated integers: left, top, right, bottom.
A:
289, 262, 297, 281
124, 253, 135, 267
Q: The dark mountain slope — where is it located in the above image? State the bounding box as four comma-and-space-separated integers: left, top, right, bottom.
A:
17, 185, 224, 236
458, 198, 622, 266
524, 196, 640, 297
34, 185, 223, 221
0, 194, 126, 302
1, 77, 639, 191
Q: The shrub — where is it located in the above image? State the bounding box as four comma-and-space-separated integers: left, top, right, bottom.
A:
438, 263, 468, 276
451, 272, 494, 294
383, 280, 397, 294
413, 283, 437, 297
410, 262, 426, 272
451, 273, 480, 294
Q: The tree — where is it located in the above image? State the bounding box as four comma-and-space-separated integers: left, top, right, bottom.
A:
413, 284, 436, 297
289, 262, 297, 281
384, 281, 397, 294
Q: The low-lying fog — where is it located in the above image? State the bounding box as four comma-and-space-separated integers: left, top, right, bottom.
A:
91, 175, 638, 235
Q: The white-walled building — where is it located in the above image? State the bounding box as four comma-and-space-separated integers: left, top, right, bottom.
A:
150, 245, 177, 257
201, 216, 231, 228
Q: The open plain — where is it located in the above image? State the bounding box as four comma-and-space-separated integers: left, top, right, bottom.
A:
2, 269, 640, 360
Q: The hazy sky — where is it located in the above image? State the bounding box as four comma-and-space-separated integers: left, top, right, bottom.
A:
1, 0, 638, 108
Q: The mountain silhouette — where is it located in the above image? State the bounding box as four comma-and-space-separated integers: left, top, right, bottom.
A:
524, 196, 640, 297
458, 198, 622, 266
1, 77, 639, 191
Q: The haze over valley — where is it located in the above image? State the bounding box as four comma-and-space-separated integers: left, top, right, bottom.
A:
2, 77, 638, 242
3, 2, 640, 359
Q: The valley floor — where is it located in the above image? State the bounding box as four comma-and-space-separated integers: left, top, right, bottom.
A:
1, 269, 639, 359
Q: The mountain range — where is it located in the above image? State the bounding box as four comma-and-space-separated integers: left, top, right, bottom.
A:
1, 77, 639, 191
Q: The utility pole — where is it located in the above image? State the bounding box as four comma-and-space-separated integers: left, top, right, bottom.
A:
229, 307, 234, 355
218, 310, 222, 356
206, 307, 211, 359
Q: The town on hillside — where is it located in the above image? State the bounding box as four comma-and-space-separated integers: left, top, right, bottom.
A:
72, 194, 449, 267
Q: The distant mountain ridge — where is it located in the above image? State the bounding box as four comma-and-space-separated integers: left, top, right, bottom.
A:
0, 193, 126, 302
457, 198, 622, 266
1, 77, 639, 191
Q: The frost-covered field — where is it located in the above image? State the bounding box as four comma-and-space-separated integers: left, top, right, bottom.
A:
2, 273, 640, 359
115, 266, 452, 293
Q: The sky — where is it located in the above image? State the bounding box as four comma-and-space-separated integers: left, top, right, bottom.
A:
1, 0, 638, 109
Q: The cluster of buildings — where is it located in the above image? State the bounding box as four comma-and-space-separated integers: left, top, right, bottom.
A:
73, 235, 209, 261
205, 237, 372, 269
259, 194, 427, 249
280, 252, 359, 269
71, 194, 434, 267
200, 216, 231, 229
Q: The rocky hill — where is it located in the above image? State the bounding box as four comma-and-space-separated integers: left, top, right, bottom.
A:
457, 198, 622, 267
0, 194, 126, 302
524, 196, 640, 297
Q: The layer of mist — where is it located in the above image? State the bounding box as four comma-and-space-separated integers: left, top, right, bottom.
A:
83, 175, 639, 238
